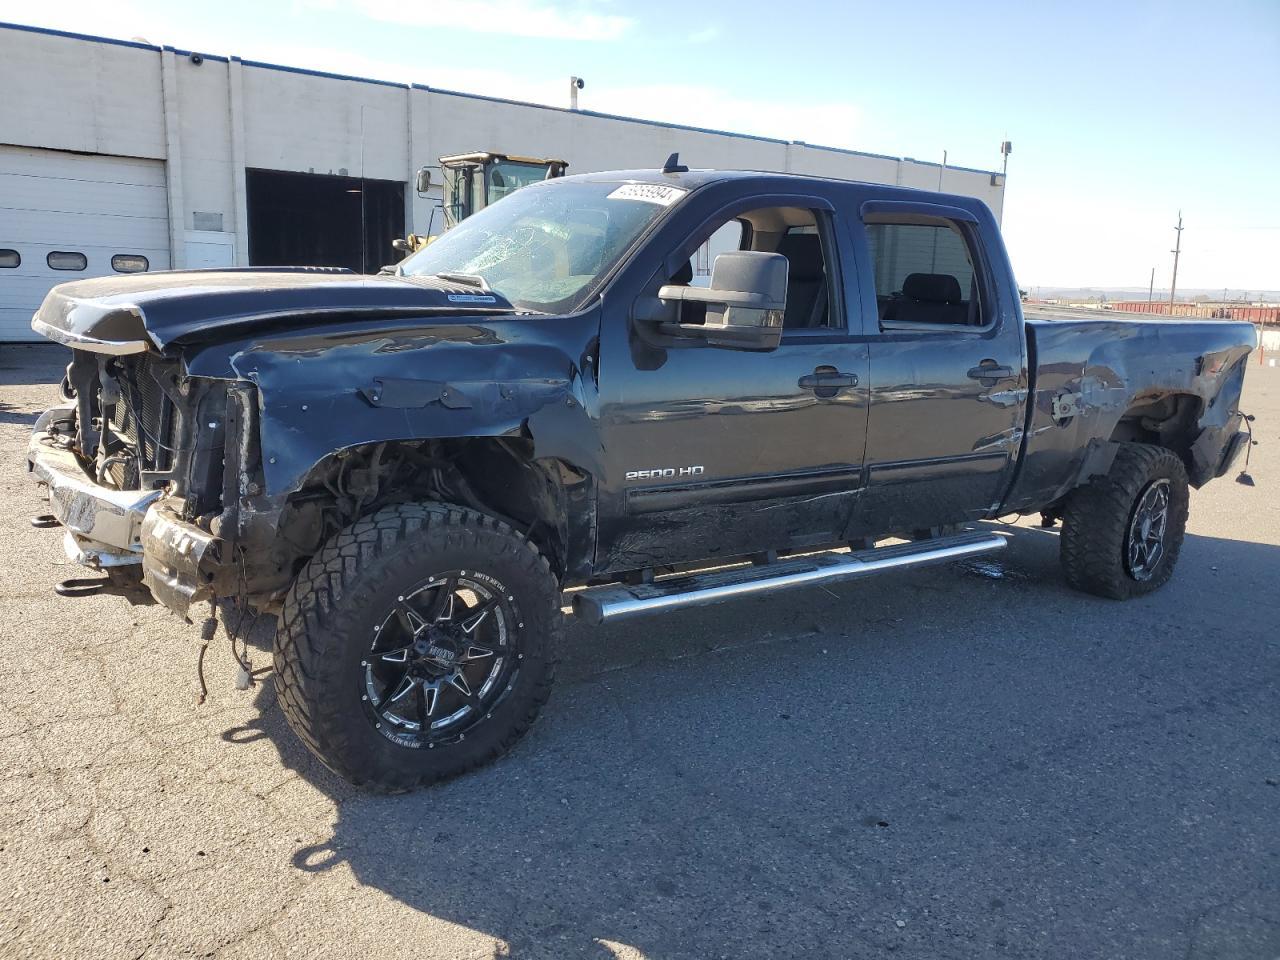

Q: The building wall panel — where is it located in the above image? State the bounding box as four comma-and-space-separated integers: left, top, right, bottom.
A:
241, 68, 409, 181
0, 28, 166, 159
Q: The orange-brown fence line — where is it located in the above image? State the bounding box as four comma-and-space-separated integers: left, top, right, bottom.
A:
1109, 301, 1280, 325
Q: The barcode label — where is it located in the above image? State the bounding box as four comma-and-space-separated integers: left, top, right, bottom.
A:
607, 183, 687, 206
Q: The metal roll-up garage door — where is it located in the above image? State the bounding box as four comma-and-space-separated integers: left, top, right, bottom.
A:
0, 145, 170, 342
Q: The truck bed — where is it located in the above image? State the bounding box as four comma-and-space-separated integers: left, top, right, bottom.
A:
1003, 311, 1255, 514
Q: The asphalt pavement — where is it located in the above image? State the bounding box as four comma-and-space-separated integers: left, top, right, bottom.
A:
0, 342, 1276, 960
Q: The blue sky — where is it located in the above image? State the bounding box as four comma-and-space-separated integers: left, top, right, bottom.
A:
6, 0, 1278, 291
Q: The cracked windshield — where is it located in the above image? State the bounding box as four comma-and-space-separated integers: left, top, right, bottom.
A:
400, 180, 681, 312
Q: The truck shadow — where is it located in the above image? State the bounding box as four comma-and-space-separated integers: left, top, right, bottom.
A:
0, 344, 66, 384
0, 400, 39, 427
0, 345, 63, 427
225, 521, 1280, 958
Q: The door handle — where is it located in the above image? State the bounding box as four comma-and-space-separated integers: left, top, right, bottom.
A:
799, 370, 859, 390
967, 362, 1014, 380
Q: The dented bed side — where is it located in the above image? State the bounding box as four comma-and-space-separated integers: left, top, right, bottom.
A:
1002, 315, 1256, 514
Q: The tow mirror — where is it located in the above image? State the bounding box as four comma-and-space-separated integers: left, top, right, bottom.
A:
654, 251, 787, 350
415, 167, 432, 195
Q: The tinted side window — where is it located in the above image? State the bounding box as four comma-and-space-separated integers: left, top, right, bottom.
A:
0, 249, 19, 268
866, 220, 983, 327
666, 206, 839, 330
692, 220, 745, 285
775, 222, 831, 330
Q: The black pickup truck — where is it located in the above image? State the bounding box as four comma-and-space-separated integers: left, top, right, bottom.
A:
26, 166, 1255, 789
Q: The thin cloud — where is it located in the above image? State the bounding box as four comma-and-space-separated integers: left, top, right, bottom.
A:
591, 82, 865, 151
4, 4, 851, 148
687, 25, 720, 44
349, 0, 633, 42
200, 44, 868, 151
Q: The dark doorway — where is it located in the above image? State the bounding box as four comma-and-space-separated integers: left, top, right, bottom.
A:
246, 169, 405, 274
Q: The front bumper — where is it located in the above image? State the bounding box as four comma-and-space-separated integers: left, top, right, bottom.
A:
28, 405, 219, 617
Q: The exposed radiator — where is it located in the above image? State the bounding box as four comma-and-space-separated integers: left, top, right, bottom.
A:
105, 357, 173, 487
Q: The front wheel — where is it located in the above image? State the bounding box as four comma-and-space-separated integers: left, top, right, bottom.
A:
274, 503, 560, 790
1059, 443, 1190, 600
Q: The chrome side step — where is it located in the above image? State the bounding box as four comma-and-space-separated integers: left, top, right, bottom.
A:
572, 531, 1006, 626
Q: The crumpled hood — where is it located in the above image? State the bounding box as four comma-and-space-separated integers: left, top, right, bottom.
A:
31, 268, 514, 353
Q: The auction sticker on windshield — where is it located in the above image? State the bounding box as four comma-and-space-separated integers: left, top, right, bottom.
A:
607, 183, 687, 206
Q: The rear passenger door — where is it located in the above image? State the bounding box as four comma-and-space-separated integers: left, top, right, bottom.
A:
848, 200, 1026, 536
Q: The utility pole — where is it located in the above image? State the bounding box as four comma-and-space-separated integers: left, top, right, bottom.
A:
996, 141, 1012, 227
1168, 210, 1183, 312
1148, 267, 1155, 304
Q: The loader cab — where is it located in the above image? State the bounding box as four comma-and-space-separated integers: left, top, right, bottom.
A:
438, 153, 569, 229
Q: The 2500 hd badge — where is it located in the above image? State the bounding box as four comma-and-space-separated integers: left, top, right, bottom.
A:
625, 465, 705, 481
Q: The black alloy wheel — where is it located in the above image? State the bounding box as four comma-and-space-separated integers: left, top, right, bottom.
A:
362, 571, 522, 748
275, 503, 559, 790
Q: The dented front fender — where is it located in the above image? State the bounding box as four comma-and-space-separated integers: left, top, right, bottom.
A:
182, 311, 603, 498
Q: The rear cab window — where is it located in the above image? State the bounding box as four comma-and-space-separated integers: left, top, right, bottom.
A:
864, 215, 988, 330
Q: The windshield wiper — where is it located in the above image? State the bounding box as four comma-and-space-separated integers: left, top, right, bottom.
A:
432, 272, 491, 292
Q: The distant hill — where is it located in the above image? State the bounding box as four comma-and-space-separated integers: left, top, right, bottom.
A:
1028, 286, 1280, 303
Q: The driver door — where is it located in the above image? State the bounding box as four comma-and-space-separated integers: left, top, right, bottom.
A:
593, 187, 869, 573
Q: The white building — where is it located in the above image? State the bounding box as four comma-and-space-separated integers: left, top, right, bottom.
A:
0, 20, 1006, 342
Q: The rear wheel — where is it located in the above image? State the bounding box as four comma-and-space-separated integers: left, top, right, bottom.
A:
274, 503, 559, 790
1060, 443, 1189, 600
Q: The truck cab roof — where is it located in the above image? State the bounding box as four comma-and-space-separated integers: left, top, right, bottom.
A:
553, 167, 996, 217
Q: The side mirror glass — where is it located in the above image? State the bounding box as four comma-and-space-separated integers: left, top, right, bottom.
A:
415, 167, 432, 195
654, 251, 787, 350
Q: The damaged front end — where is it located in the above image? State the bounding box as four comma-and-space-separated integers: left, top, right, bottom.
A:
27, 349, 259, 617
25, 267, 532, 616
138, 503, 222, 614
27, 264, 603, 620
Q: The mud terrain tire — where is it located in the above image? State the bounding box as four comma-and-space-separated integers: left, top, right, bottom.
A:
1060, 443, 1189, 600
274, 503, 559, 791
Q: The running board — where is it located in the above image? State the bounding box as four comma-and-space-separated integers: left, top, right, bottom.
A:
572, 531, 1006, 626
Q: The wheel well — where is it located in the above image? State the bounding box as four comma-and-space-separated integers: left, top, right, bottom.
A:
276, 438, 584, 583
1108, 393, 1202, 469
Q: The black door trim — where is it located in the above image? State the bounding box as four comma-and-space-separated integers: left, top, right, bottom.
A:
866, 451, 1008, 484
625, 465, 863, 515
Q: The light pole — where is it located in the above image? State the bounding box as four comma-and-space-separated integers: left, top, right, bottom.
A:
995, 141, 1012, 226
